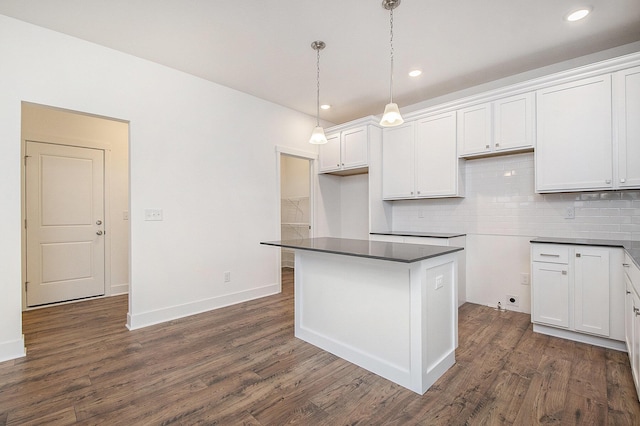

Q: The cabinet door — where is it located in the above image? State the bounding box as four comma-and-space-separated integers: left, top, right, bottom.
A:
415, 112, 458, 197
341, 126, 368, 169
634, 290, 640, 397
616, 66, 640, 189
319, 133, 341, 172
382, 123, 415, 199
493, 92, 535, 152
626, 276, 635, 362
457, 103, 492, 156
532, 262, 570, 328
536, 75, 613, 192
574, 247, 610, 337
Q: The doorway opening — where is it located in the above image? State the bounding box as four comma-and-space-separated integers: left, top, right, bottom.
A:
277, 147, 315, 278
21, 102, 130, 310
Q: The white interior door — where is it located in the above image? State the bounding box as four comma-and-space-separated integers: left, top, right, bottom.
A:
25, 141, 105, 307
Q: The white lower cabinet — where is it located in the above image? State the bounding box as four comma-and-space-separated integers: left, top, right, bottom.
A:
531, 243, 624, 349
624, 255, 640, 401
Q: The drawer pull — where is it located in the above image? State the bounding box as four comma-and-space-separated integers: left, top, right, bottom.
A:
576, 253, 581, 258
540, 253, 560, 257
562, 270, 567, 275
623, 263, 630, 267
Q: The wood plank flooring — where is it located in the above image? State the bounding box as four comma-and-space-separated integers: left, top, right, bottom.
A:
1, 268, 639, 425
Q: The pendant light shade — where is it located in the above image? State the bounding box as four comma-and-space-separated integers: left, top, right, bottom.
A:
309, 40, 328, 145
380, 0, 404, 127
309, 126, 328, 145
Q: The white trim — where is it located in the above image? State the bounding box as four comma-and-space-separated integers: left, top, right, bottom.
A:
533, 323, 626, 352
0, 336, 26, 362
401, 52, 640, 122
275, 144, 317, 160
126, 283, 279, 330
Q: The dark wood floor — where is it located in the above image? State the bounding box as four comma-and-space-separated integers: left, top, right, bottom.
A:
1, 269, 639, 425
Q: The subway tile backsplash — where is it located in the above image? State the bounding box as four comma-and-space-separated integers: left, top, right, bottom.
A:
392, 152, 640, 241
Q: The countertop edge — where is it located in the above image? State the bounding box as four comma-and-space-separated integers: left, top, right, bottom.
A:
530, 237, 640, 270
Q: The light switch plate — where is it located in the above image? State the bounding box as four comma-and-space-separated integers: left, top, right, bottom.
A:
144, 209, 163, 221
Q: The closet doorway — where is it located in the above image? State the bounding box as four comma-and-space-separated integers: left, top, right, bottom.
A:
279, 151, 314, 269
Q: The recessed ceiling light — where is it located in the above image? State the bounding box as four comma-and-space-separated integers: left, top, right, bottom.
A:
320, 104, 331, 110
565, 7, 591, 22
409, 69, 422, 77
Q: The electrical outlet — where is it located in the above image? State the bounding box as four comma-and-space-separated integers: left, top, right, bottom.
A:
435, 275, 443, 289
520, 273, 530, 286
565, 206, 575, 219
506, 294, 519, 307
224, 271, 231, 283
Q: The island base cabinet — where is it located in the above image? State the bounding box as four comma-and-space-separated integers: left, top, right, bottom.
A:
294, 250, 458, 395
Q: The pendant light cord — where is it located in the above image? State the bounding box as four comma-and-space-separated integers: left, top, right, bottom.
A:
389, 6, 394, 103
316, 47, 321, 127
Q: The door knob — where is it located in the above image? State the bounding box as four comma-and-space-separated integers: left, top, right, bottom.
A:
96, 230, 103, 236
96, 220, 102, 225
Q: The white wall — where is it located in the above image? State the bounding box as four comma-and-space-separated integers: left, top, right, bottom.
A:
0, 15, 317, 361
21, 103, 130, 297
340, 174, 369, 239
392, 153, 640, 312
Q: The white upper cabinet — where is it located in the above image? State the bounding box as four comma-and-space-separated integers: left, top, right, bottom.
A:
415, 112, 463, 197
382, 111, 463, 200
615, 66, 640, 189
457, 92, 535, 157
457, 103, 492, 156
319, 124, 369, 175
382, 122, 415, 199
536, 74, 613, 192
493, 92, 536, 152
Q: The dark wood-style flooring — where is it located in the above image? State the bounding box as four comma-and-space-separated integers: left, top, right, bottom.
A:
1, 268, 639, 425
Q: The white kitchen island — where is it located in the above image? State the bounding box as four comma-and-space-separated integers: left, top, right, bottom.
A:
261, 237, 462, 395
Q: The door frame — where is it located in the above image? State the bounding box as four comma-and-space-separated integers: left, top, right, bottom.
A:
21, 136, 113, 310
275, 145, 317, 272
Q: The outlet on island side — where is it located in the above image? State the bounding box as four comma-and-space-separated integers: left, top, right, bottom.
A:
224, 271, 231, 283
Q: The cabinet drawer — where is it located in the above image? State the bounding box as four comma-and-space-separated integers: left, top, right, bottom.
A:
532, 244, 569, 264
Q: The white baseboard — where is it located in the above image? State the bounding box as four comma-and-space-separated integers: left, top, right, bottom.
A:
533, 323, 627, 351
110, 283, 129, 296
126, 283, 279, 330
0, 336, 26, 362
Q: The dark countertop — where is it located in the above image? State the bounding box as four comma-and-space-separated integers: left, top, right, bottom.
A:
261, 237, 463, 264
531, 237, 640, 269
370, 231, 466, 239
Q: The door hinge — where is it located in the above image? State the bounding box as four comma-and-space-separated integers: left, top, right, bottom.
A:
24, 155, 31, 166
24, 219, 27, 229
25, 281, 29, 292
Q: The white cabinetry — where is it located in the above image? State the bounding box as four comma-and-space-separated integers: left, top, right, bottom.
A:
382, 111, 463, 200
457, 92, 534, 157
623, 255, 640, 401
319, 124, 369, 175
615, 66, 640, 189
536, 74, 615, 192
531, 243, 625, 349
531, 245, 570, 328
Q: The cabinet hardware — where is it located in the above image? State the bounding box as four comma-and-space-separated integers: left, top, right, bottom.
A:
576, 253, 581, 258
540, 253, 560, 257
605, 179, 611, 184
623, 263, 630, 267
620, 178, 626, 183
627, 290, 632, 295
485, 144, 490, 149
495, 143, 500, 147
417, 191, 421, 195
96, 230, 103, 236
562, 270, 567, 275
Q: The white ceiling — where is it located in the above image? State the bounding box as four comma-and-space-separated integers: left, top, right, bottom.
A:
1, 1, 640, 124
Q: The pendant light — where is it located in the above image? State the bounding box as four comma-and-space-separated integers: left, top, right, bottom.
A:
380, 0, 404, 127
309, 40, 328, 144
